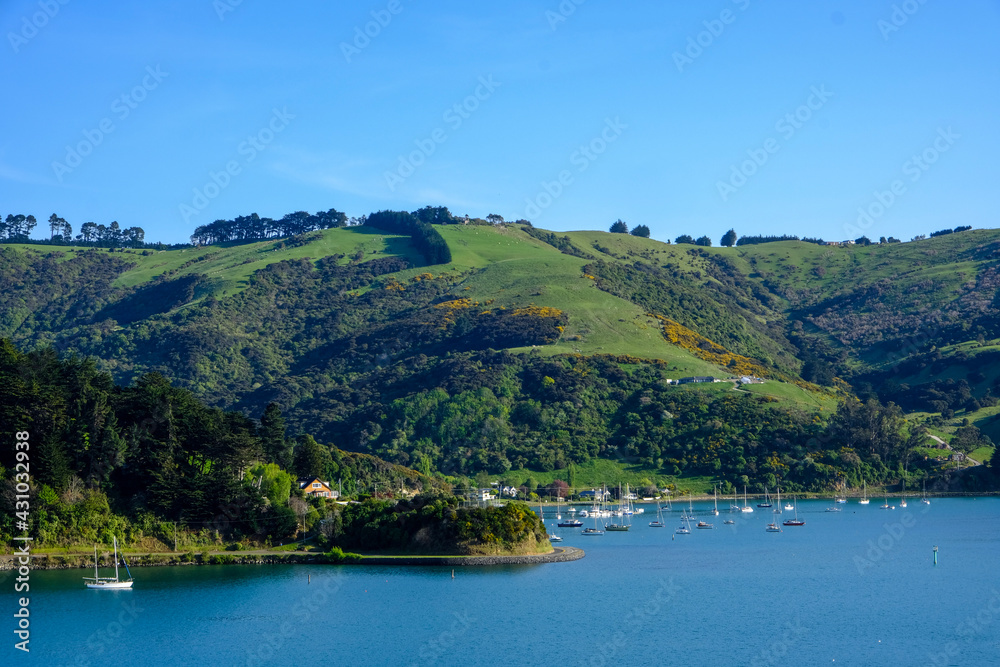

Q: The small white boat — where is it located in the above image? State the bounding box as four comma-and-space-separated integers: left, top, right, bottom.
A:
548, 534, 563, 542
84, 536, 133, 590
740, 486, 754, 513
826, 491, 842, 512
649, 504, 666, 527
766, 521, 782, 533
859, 479, 870, 505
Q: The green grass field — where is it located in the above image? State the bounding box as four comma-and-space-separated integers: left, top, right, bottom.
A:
5, 225, 876, 412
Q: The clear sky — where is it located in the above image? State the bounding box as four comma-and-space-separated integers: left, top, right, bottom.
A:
2, 0, 999, 245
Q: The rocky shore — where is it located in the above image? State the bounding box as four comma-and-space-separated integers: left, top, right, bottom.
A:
0, 546, 584, 570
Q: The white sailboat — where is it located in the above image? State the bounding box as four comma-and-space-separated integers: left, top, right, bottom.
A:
741, 486, 754, 513
729, 488, 741, 513
84, 536, 133, 589
712, 487, 720, 516
649, 501, 665, 527
921, 480, 931, 505
766, 492, 782, 531
858, 479, 870, 505
826, 488, 842, 512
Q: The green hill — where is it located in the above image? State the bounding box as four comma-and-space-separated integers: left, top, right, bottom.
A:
3, 220, 998, 490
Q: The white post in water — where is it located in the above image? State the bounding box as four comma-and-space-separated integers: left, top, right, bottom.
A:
933, 545, 938, 566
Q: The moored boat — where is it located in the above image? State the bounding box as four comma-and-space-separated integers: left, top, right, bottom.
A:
84, 536, 133, 590
782, 496, 805, 527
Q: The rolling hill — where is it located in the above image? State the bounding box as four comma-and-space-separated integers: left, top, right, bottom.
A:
2, 219, 998, 487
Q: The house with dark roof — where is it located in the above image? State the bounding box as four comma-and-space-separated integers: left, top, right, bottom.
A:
297, 477, 338, 499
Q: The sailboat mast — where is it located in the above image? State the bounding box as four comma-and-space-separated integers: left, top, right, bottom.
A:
113, 536, 120, 581
94, 545, 99, 579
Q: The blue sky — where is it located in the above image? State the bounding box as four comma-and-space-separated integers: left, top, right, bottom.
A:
2, 0, 998, 245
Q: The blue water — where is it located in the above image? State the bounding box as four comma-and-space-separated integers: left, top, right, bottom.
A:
7, 498, 1000, 666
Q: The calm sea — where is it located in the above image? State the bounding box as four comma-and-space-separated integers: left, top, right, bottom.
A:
7, 498, 1000, 666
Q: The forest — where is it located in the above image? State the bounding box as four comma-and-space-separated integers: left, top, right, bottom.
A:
0, 341, 431, 548
4, 338, 995, 551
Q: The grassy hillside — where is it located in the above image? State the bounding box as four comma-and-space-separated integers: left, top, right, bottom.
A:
3, 220, 999, 490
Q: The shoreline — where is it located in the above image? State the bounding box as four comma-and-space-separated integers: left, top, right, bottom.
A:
0, 546, 584, 570
546, 491, 998, 505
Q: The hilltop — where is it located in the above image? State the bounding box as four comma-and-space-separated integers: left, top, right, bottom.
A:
2, 218, 997, 490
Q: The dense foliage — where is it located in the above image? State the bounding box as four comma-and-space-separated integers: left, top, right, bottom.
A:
324, 494, 547, 555
0, 341, 429, 546
736, 234, 801, 246
190, 209, 349, 244
2, 213, 147, 247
